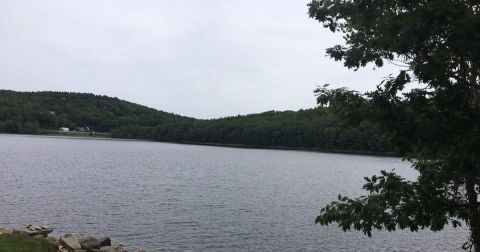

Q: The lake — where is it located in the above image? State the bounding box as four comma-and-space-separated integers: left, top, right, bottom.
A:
0, 134, 468, 251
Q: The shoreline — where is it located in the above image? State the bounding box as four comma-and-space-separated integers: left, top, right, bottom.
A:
0, 132, 399, 157
161, 140, 400, 157
0, 224, 141, 252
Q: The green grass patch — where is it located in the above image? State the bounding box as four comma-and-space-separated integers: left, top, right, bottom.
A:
0, 233, 56, 252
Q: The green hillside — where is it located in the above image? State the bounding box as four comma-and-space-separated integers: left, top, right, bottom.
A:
0, 90, 189, 134
0, 90, 394, 154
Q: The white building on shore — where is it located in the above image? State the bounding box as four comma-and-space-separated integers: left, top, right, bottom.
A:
59, 127, 69, 132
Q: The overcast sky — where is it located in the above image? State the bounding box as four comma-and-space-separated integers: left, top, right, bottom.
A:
0, 0, 399, 119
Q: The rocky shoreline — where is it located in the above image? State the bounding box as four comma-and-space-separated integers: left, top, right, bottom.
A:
0, 225, 146, 252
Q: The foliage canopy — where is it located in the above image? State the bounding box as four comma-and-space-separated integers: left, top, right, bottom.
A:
308, 0, 480, 250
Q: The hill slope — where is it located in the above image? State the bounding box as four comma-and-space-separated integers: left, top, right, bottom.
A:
0, 90, 189, 134
0, 90, 394, 153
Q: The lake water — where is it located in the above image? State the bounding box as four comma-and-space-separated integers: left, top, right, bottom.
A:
0, 134, 468, 251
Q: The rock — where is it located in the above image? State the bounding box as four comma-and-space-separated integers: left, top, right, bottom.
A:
58, 246, 70, 252
46, 236, 60, 246
99, 245, 127, 252
0, 227, 12, 234
32, 234, 45, 239
99, 237, 111, 247
27, 224, 42, 231
112, 245, 127, 252
14, 225, 53, 236
59, 234, 82, 251
80, 237, 101, 250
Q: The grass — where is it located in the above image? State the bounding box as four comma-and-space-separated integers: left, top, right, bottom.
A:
0, 233, 56, 252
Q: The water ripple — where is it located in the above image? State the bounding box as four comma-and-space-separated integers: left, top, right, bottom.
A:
0, 134, 467, 251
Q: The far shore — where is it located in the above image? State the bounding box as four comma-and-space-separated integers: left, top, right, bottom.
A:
1, 132, 400, 157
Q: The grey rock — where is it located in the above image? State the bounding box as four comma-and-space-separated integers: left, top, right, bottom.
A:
99, 237, 111, 247
100, 246, 113, 252
46, 236, 59, 246
32, 234, 46, 239
60, 235, 82, 251
80, 237, 101, 250
14, 225, 53, 236
58, 246, 70, 252
70, 233, 87, 242
99, 246, 127, 252
112, 245, 127, 252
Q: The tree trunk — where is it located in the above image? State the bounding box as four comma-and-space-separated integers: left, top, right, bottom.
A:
466, 178, 480, 252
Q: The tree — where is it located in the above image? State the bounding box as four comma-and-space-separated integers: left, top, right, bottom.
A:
308, 0, 480, 250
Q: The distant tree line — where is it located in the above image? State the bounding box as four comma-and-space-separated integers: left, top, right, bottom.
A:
0, 90, 395, 154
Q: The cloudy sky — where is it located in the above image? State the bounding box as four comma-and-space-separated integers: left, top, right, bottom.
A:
0, 0, 398, 119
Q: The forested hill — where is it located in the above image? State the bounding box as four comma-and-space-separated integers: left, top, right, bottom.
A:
0, 90, 394, 154
0, 90, 190, 133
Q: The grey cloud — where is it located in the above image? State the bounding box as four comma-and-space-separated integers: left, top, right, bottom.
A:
0, 0, 399, 119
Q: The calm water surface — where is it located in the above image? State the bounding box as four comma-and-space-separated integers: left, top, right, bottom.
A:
0, 134, 468, 251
